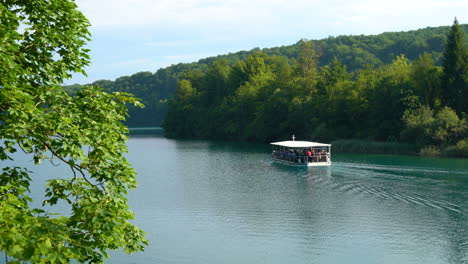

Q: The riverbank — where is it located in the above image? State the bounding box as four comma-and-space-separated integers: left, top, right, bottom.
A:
332, 139, 468, 158
129, 127, 164, 135
129, 127, 467, 158
331, 139, 417, 155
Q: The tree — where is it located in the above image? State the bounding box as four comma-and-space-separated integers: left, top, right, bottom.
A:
317, 57, 350, 96
410, 53, 442, 108
400, 105, 435, 146
201, 59, 231, 106
175, 79, 194, 100
431, 107, 467, 146
368, 55, 411, 140
441, 18, 468, 114
297, 39, 320, 84
401, 106, 467, 147
0, 1, 147, 263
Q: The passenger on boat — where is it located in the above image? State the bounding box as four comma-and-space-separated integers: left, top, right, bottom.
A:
320, 150, 326, 162
307, 149, 312, 162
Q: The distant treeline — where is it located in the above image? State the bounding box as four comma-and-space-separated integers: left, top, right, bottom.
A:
163, 19, 468, 157
65, 24, 468, 129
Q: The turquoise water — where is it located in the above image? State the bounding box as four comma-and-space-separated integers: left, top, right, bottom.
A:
109, 136, 468, 264
13, 135, 468, 263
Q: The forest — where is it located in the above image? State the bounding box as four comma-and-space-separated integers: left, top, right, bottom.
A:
66, 22, 468, 156
65, 24, 468, 128
163, 20, 468, 157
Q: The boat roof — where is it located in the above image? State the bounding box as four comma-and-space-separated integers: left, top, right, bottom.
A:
270, 141, 331, 148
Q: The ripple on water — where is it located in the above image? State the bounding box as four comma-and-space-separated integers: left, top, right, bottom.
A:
327, 162, 467, 215
115, 138, 468, 264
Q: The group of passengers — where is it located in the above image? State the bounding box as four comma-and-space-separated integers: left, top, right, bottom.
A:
272, 148, 328, 163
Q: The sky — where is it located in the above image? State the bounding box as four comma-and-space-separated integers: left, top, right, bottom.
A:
67, 0, 468, 84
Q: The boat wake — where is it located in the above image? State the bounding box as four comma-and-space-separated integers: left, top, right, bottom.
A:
325, 162, 467, 214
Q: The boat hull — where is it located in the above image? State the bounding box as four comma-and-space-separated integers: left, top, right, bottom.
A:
272, 157, 331, 167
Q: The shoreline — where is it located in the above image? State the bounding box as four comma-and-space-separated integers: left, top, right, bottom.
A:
127, 128, 468, 159
331, 139, 468, 159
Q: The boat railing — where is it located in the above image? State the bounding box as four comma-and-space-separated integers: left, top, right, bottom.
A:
272, 151, 330, 164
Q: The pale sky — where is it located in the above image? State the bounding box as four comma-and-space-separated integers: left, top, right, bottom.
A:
68, 0, 468, 84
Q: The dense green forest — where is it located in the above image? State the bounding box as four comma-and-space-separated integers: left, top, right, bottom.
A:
66, 24, 468, 128
163, 20, 468, 157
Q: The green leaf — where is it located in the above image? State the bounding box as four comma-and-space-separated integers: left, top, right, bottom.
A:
0, 1, 147, 262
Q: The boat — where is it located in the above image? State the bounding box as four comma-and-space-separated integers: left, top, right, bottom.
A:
270, 135, 331, 167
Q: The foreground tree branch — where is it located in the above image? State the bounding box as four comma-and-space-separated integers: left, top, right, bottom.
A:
0, 1, 147, 263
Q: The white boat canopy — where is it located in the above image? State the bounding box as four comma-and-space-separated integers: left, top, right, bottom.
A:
270, 141, 331, 148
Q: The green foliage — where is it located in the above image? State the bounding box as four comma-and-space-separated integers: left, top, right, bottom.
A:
331, 139, 417, 155
297, 39, 320, 91
164, 21, 467, 159
401, 106, 468, 149
441, 138, 468, 157
410, 53, 442, 108
367, 55, 412, 141
175, 79, 194, 100
61, 22, 468, 158
401, 105, 435, 146
431, 107, 467, 145
456, 138, 468, 153
65, 24, 468, 128
0, 1, 147, 263
441, 18, 468, 114
419, 145, 441, 156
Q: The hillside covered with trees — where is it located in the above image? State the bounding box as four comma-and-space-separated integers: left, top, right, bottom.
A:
66, 24, 468, 128
163, 19, 468, 157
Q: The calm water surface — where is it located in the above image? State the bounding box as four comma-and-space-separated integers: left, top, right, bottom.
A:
17, 135, 468, 263
105, 136, 468, 264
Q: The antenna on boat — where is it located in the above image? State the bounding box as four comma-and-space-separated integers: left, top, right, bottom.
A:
292, 134, 295, 141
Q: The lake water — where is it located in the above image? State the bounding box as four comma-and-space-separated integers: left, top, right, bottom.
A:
12, 135, 468, 263
108, 135, 468, 264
